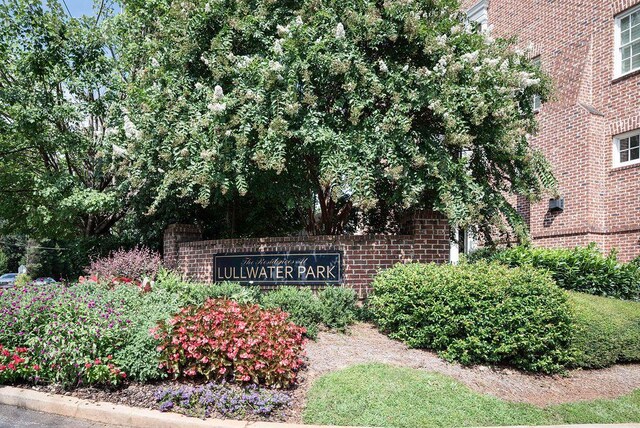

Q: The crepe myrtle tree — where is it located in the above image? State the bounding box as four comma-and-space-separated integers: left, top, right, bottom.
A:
118, 0, 554, 239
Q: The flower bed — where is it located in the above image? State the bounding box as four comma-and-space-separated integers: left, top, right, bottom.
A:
155, 382, 291, 418
154, 298, 307, 388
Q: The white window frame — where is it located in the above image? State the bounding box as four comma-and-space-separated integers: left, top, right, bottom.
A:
614, 4, 640, 78
613, 129, 640, 168
449, 228, 477, 264
467, 0, 489, 31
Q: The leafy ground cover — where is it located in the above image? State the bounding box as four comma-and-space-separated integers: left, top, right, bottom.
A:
303, 363, 640, 428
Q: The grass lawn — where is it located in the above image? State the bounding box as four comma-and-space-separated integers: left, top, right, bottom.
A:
302, 363, 640, 428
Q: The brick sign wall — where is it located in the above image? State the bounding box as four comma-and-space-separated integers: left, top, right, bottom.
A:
163, 211, 451, 297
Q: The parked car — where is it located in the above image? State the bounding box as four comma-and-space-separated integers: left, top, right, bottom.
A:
0, 273, 18, 289
33, 277, 57, 286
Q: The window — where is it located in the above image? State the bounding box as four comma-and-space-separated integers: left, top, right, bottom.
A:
467, 0, 489, 31
449, 228, 476, 264
532, 56, 542, 111
615, 4, 640, 77
614, 130, 640, 167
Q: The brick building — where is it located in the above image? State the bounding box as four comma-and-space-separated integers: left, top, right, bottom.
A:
462, 0, 640, 261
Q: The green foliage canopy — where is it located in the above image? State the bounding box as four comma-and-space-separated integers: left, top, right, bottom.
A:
0, 0, 128, 239
117, 0, 554, 237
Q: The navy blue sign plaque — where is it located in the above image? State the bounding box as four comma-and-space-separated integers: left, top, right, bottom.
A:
213, 251, 343, 285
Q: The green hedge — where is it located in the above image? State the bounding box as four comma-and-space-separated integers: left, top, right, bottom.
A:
260, 286, 359, 338
261, 287, 324, 338
568, 291, 640, 368
369, 262, 574, 373
475, 244, 640, 300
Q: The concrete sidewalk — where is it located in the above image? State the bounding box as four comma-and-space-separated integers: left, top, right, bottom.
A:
0, 386, 638, 428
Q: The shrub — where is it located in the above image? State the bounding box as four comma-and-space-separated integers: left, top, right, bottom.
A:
109, 286, 182, 382
369, 262, 574, 373
479, 244, 640, 300
261, 287, 323, 338
86, 246, 162, 282
155, 382, 291, 418
178, 282, 261, 307
154, 299, 306, 388
14, 274, 31, 287
154, 270, 261, 306
318, 287, 358, 332
568, 291, 640, 368
0, 250, 7, 274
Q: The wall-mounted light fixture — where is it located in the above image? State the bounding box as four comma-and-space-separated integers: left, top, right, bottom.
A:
549, 197, 564, 213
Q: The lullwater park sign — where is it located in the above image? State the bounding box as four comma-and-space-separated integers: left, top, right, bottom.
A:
214, 252, 343, 285
163, 211, 451, 296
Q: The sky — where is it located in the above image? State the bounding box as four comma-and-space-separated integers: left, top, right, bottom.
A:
63, 0, 97, 17
61, 0, 120, 17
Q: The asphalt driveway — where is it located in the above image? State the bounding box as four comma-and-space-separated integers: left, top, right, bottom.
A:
0, 404, 117, 428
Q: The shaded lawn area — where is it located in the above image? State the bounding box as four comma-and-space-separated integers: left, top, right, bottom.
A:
303, 363, 640, 428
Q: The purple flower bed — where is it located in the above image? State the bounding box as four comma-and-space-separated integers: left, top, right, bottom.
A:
0, 283, 132, 387
154, 382, 292, 418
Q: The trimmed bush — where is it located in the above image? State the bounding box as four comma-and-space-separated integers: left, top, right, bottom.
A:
86, 246, 162, 282
318, 287, 358, 332
478, 244, 640, 300
154, 299, 306, 388
369, 262, 574, 373
261, 287, 324, 338
569, 291, 640, 368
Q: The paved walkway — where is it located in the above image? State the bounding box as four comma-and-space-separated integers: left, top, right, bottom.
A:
0, 404, 116, 428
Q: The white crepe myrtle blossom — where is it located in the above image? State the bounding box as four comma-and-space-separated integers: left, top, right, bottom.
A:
277, 25, 289, 36
208, 102, 226, 113
335, 22, 345, 39
461, 51, 479, 63
237, 56, 251, 69
378, 59, 388, 73
214, 85, 224, 99
269, 60, 284, 72
123, 115, 141, 139
295, 16, 303, 25
520, 77, 540, 88
112, 144, 128, 157
274, 39, 283, 54
484, 58, 500, 67
150, 57, 160, 67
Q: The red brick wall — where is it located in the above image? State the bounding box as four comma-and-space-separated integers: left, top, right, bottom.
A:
461, 0, 640, 260
163, 211, 451, 297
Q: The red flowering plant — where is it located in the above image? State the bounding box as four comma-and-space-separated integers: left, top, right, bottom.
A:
81, 356, 127, 387
0, 344, 39, 383
153, 299, 307, 388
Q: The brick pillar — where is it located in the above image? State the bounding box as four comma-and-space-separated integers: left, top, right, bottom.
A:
163, 224, 202, 269
406, 210, 451, 263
